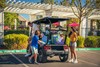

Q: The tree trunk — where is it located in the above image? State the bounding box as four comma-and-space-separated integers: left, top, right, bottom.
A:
78, 17, 82, 36
78, 22, 81, 36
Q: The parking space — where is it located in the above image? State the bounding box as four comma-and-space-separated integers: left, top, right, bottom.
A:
0, 53, 23, 67
0, 51, 100, 67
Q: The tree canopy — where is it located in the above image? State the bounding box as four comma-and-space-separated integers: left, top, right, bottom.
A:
0, 0, 6, 8
95, 0, 100, 9
68, 0, 99, 35
41, 0, 54, 4
4, 12, 18, 29
60, 0, 69, 6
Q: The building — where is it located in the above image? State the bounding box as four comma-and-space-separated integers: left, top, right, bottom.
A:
18, 15, 29, 28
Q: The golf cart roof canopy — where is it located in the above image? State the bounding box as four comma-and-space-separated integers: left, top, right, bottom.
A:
32, 17, 69, 24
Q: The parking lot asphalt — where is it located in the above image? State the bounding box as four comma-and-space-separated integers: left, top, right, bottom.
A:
0, 51, 100, 67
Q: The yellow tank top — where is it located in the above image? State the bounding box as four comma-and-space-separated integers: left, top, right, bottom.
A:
70, 32, 77, 42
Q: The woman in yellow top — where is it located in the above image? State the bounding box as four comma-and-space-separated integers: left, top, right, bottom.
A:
68, 27, 78, 63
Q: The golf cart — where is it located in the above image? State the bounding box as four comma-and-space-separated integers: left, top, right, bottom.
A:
32, 17, 69, 63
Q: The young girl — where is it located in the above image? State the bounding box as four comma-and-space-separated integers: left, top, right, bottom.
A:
68, 27, 78, 63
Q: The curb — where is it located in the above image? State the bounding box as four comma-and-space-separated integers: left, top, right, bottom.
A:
0, 49, 26, 53
76, 48, 100, 51
0, 48, 100, 53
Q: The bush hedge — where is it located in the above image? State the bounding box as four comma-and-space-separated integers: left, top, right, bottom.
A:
65, 37, 70, 46
85, 36, 100, 47
97, 37, 100, 47
4, 34, 29, 49
4, 30, 29, 36
77, 36, 85, 48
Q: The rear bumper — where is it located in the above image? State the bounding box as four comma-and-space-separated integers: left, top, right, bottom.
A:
45, 49, 69, 55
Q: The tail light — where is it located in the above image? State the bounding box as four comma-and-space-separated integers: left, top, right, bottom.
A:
44, 46, 51, 50
63, 46, 68, 51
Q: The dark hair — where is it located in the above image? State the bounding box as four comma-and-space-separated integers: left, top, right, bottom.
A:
28, 22, 32, 25
69, 31, 72, 37
35, 30, 40, 35
71, 27, 76, 32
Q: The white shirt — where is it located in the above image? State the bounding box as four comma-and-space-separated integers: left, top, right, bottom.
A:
32, 23, 39, 35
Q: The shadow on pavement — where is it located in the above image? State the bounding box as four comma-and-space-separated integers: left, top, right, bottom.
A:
0, 54, 64, 64
0, 54, 21, 64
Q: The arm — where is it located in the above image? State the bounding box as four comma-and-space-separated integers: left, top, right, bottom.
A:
38, 40, 41, 45
74, 32, 78, 42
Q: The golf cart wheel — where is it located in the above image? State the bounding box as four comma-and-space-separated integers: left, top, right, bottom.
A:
59, 54, 68, 62
38, 50, 47, 63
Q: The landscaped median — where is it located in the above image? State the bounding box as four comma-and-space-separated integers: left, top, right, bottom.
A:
0, 48, 100, 53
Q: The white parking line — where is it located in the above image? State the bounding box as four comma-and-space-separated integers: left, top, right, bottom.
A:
10, 53, 29, 67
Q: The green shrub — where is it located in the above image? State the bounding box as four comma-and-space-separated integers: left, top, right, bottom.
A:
4, 30, 29, 36
66, 37, 70, 46
97, 37, 100, 47
4, 34, 29, 49
85, 36, 98, 47
77, 36, 85, 48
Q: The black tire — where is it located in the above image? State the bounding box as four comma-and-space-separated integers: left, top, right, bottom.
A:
38, 50, 47, 63
59, 54, 68, 62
